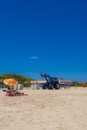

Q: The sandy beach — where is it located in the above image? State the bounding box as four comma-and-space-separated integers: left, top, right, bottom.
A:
0, 87, 87, 130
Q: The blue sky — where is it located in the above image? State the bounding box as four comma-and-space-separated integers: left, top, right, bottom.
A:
0, 0, 87, 82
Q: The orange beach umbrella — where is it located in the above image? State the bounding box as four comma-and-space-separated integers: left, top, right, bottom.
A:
3, 78, 18, 86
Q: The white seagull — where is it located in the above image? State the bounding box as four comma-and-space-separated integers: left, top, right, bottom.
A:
30, 56, 38, 60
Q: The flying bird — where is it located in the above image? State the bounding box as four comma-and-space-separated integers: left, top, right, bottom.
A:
30, 56, 38, 60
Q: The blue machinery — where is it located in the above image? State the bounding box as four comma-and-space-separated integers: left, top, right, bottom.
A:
40, 72, 60, 89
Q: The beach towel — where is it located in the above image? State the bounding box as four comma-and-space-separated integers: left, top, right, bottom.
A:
5, 93, 28, 96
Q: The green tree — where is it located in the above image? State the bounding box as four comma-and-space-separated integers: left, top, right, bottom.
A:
75, 81, 82, 87
0, 73, 33, 85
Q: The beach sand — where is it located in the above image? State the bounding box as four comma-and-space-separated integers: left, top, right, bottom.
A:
0, 87, 87, 130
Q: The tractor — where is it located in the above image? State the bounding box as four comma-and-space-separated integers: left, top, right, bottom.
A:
40, 72, 60, 90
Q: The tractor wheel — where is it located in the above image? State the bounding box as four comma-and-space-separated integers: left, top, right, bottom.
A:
55, 84, 60, 89
42, 85, 47, 89
48, 84, 54, 90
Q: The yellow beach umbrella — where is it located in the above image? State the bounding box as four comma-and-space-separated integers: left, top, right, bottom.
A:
3, 78, 18, 86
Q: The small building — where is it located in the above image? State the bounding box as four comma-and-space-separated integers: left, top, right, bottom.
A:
59, 79, 75, 86
30, 80, 46, 84
30, 80, 46, 90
